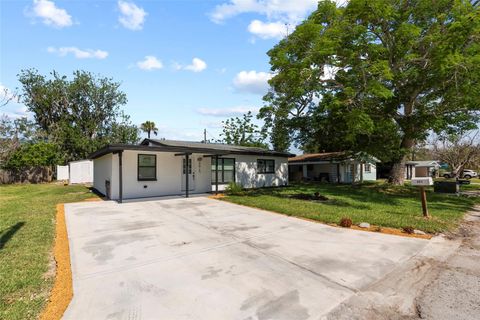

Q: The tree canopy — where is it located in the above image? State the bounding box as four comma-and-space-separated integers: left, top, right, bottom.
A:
18, 69, 139, 161
219, 111, 268, 148
260, 0, 480, 184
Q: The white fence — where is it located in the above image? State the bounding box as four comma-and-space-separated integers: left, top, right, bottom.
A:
56, 160, 93, 184
69, 160, 93, 184
56, 165, 69, 180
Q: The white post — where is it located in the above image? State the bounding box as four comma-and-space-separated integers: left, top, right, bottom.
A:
302, 164, 308, 179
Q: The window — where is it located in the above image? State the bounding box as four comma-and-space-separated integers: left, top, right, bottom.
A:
211, 158, 235, 184
257, 159, 275, 174
364, 163, 371, 173
138, 154, 156, 181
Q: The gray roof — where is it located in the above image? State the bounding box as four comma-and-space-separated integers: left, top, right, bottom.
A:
406, 160, 440, 167
144, 139, 275, 153
89, 139, 293, 159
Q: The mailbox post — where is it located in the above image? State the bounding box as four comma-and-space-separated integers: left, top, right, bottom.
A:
411, 177, 433, 218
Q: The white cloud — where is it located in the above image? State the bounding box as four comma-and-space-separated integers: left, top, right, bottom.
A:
174, 58, 208, 73
248, 20, 287, 39
0, 83, 17, 102
211, 1, 346, 40
210, 0, 319, 24
47, 46, 108, 59
118, 0, 147, 30
321, 65, 340, 80
185, 58, 207, 72
197, 106, 259, 117
232, 70, 272, 95
30, 0, 73, 28
137, 55, 163, 70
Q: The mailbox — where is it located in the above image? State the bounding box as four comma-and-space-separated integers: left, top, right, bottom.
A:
411, 177, 433, 186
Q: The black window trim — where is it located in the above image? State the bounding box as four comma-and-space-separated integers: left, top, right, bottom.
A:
137, 153, 157, 181
212, 157, 236, 185
257, 159, 275, 174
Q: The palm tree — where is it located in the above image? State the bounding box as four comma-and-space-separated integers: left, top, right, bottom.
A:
140, 121, 158, 139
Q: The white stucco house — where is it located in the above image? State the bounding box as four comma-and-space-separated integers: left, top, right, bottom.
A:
288, 152, 379, 183
88, 139, 293, 202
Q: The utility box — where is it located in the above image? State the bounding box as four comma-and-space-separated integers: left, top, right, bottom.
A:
434, 181, 459, 193
411, 177, 433, 186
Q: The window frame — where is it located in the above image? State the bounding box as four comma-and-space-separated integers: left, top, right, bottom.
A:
211, 157, 236, 185
364, 163, 371, 173
137, 154, 157, 181
257, 159, 275, 174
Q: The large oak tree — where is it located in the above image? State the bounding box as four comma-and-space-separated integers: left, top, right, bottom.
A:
260, 0, 480, 184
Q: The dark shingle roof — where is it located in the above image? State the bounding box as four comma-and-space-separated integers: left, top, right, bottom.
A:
289, 152, 380, 163
89, 139, 293, 159
143, 139, 291, 156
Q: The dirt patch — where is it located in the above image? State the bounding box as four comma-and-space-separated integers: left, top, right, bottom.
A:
39, 204, 73, 320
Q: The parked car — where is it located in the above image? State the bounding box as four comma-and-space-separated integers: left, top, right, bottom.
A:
443, 169, 478, 179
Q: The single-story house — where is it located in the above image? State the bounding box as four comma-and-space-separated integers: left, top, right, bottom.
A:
88, 139, 293, 202
405, 160, 440, 179
288, 152, 379, 183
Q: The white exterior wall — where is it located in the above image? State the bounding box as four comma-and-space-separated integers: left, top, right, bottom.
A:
93, 154, 113, 197
234, 155, 288, 188
69, 160, 94, 184
363, 164, 377, 181
94, 151, 289, 200
120, 151, 211, 200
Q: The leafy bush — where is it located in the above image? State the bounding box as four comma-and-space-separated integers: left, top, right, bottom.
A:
4, 142, 61, 169
339, 217, 353, 228
225, 182, 244, 196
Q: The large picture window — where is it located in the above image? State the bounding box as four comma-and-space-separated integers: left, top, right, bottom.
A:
211, 158, 235, 184
257, 159, 275, 174
138, 154, 156, 181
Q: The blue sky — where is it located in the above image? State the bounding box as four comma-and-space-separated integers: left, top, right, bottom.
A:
0, 0, 320, 142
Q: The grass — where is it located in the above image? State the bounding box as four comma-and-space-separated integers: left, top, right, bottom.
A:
221, 182, 479, 234
0, 183, 98, 320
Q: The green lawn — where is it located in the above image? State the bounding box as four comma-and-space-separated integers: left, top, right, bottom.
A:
221, 182, 479, 234
0, 184, 98, 320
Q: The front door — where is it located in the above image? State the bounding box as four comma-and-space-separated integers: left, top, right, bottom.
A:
181, 156, 195, 191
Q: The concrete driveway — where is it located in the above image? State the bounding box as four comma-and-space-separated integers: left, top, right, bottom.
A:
63, 196, 429, 320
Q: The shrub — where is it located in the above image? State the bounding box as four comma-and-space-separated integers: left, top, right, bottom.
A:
225, 182, 244, 196
339, 217, 352, 228
402, 226, 415, 234
4, 142, 61, 169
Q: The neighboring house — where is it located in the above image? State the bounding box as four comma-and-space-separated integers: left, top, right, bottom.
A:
88, 139, 293, 202
288, 152, 379, 183
405, 160, 440, 179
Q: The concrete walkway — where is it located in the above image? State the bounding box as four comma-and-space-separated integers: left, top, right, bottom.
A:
63, 197, 429, 320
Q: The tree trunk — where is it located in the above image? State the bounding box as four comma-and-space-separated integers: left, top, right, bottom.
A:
389, 137, 415, 185
147, 131, 151, 139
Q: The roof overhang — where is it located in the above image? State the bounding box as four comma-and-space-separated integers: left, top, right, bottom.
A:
89, 143, 294, 159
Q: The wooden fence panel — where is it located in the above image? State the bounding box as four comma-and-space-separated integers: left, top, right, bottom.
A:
0, 166, 54, 184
